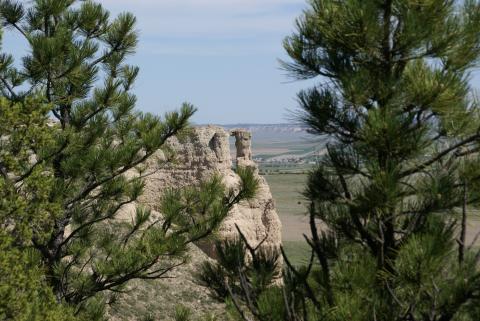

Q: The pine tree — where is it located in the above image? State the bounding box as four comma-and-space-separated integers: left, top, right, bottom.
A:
0, 95, 79, 321
0, 0, 257, 318
0, 21, 76, 320
201, 1, 480, 320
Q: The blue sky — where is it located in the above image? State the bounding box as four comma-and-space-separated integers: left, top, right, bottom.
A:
3, 0, 480, 124
104, 0, 310, 125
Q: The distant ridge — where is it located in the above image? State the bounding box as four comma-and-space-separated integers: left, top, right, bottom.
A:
208, 123, 310, 134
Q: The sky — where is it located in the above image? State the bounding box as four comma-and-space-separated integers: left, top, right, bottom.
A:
3, 1, 480, 124
102, 0, 310, 124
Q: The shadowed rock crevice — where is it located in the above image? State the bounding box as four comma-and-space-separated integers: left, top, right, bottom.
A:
208, 133, 222, 160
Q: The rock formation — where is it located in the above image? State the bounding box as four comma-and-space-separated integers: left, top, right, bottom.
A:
132, 125, 282, 256
231, 129, 253, 168
108, 126, 283, 320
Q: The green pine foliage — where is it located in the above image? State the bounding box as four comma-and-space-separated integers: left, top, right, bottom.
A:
201, 1, 480, 321
0, 96, 77, 320
0, 0, 258, 319
0, 236, 76, 321
198, 227, 283, 321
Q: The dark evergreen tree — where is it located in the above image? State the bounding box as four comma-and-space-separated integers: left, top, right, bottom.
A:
201, 1, 480, 320
0, 0, 257, 318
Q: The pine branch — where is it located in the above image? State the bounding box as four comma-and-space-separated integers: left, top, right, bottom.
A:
138, 260, 186, 280
455, 146, 480, 157
59, 199, 133, 251
280, 245, 322, 312
67, 256, 171, 304
225, 283, 252, 321
237, 267, 260, 319
65, 129, 176, 207
53, 45, 119, 81
400, 133, 480, 177
305, 206, 333, 306
14, 139, 69, 184
59, 252, 83, 300
458, 181, 468, 264
0, 76, 17, 99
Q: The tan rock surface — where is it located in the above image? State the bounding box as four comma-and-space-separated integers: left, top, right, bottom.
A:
130, 125, 282, 253
109, 126, 282, 319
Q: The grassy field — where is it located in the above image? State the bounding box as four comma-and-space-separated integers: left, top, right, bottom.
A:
282, 241, 313, 266
259, 163, 314, 174
263, 173, 313, 265
264, 172, 480, 265
254, 130, 480, 265
263, 174, 309, 240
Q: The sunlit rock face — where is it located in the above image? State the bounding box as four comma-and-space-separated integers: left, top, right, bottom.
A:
129, 125, 282, 258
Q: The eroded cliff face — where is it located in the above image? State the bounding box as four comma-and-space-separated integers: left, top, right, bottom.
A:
106, 126, 282, 320
134, 125, 282, 256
